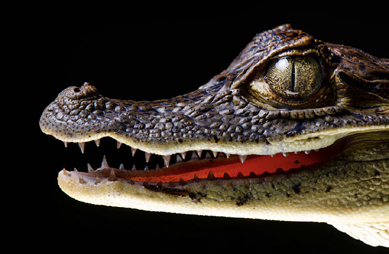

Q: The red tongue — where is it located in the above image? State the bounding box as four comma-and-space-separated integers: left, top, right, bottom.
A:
130, 144, 341, 183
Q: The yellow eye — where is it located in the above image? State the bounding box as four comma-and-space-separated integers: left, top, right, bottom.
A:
265, 56, 322, 101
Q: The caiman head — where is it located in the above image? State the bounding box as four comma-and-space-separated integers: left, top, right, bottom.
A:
39, 24, 389, 247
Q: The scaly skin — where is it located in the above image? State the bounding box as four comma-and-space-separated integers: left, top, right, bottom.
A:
39, 24, 389, 247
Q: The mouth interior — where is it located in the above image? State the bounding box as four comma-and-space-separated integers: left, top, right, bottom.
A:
72, 138, 345, 184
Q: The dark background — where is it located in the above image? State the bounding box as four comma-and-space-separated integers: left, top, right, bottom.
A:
16, 17, 388, 253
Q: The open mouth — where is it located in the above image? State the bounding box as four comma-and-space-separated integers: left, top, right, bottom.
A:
61, 136, 346, 187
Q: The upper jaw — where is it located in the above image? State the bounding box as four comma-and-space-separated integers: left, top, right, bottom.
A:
40, 83, 388, 157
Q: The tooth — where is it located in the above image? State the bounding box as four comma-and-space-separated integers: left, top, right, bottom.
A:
276, 168, 284, 173
156, 181, 163, 188
237, 172, 244, 178
294, 151, 299, 154
131, 165, 136, 171
145, 152, 151, 163
314, 149, 320, 152
207, 171, 216, 180
193, 174, 199, 181
87, 163, 94, 172
205, 152, 212, 159
79, 177, 86, 184
108, 169, 117, 181
95, 177, 101, 184
62, 168, 70, 176
117, 142, 122, 149
181, 152, 187, 160
163, 155, 171, 167
64, 142, 68, 148
191, 152, 199, 160
212, 151, 218, 158
270, 154, 274, 158
196, 150, 203, 158
155, 164, 160, 169
304, 150, 311, 155
131, 148, 137, 157
179, 178, 186, 185
225, 153, 231, 158
101, 155, 109, 168
74, 167, 79, 172
223, 172, 230, 179
144, 166, 149, 170
94, 139, 100, 147
78, 142, 85, 153
239, 155, 247, 164
119, 163, 125, 170
282, 152, 290, 158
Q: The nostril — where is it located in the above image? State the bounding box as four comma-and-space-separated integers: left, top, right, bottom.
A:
74, 87, 81, 93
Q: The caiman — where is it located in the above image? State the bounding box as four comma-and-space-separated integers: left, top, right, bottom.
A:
39, 24, 389, 247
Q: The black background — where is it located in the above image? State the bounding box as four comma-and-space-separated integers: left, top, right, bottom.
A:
16, 15, 388, 254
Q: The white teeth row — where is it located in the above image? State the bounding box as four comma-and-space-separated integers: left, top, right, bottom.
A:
65, 139, 321, 169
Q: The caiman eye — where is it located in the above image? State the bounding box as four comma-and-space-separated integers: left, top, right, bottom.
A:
265, 56, 322, 101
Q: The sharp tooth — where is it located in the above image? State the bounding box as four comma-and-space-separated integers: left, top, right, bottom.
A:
314, 149, 320, 152
225, 153, 231, 158
131, 147, 137, 157
117, 142, 122, 149
223, 172, 230, 179
79, 177, 86, 184
179, 178, 186, 185
108, 169, 117, 181
62, 168, 70, 176
212, 151, 218, 158
95, 177, 101, 184
64, 142, 68, 148
143, 180, 149, 187
237, 172, 244, 179
193, 174, 199, 181
145, 152, 151, 163
282, 152, 290, 158
94, 139, 100, 147
132, 165, 136, 171
181, 152, 187, 160
144, 166, 149, 170
207, 171, 216, 180
163, 155, 171, 167
305, 150, 311, 155
205, 152, 212, 159
87, 163, 94, 172
155, 164, 160, 169
270, 154, 274, 158
119, 163, 125, 170
196, 150, 203, 158
74, 167, 79, 172
78, 142, 85, 153
101, 155, 109, 168
239, 155, 247, 164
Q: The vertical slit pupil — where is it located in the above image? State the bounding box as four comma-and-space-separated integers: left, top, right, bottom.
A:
291, 61, 295, 92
